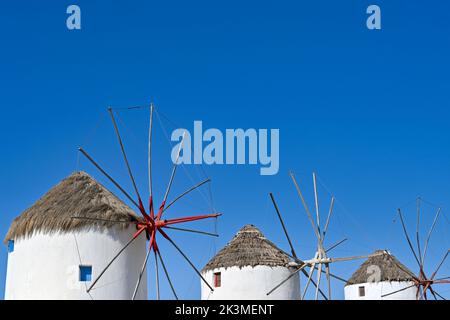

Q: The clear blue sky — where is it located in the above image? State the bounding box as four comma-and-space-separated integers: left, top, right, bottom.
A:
1, 1, 449, 299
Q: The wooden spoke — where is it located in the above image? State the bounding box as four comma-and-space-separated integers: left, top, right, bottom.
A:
325, 238, 348, 253
302, 263, 316, 300
132, 244, 152, 300
329, 252, 384, 263
432, 289, 446, 300
87, 227, 145, 293
163, 225, 219, 237
397, 208, 422, 268
322, 197, 335, 240
381, 283, 417, 298
164, 179, 211, 213
78, 147, 139, 209
269, 192, 298, 259
154, 250, 160, 300
108, 108, 142, 203
315, 263, 323, 300
148, 103, 154, 198
159, 228, 214, 292
431, 250, 449, 279
156, 249, 178, 300
422, 208, 441, 267
415, 198, 423, 267
325, 263, 331, 300
71, 216, 137, 225
162, 132, 186, 206
312, 173, 322, 242
266, 263, 307, 296
290, 172, 322, 243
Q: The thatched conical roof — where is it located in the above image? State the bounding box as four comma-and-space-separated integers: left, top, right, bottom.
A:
202, 224, 291, 272
346, 250, 415, 285
4, 171, 140, 243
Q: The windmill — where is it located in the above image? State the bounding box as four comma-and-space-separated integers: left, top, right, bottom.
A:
75, 104, 221, 300
267, 171, 382, 300
381, 198, 449, 300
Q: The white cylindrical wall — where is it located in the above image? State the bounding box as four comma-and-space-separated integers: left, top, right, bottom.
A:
5, 226, 147, 300
344, 281, 417, 300
201, 266, 300, 300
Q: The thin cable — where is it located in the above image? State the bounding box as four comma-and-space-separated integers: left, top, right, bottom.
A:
73, 233, 94, 300
315, 173, 377, 250
76, 111, 107, 173
154, 107, 211, 208
110, 106, 151, 111
75, 149, 81, 172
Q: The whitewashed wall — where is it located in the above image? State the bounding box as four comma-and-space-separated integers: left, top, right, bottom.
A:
5, 225, 147, 300
344, 281, 417, 300
201, 265, 300, 300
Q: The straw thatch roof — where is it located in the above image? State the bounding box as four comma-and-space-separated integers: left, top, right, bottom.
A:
4, 171, 140, 243
346, 250, 415, 285
202, 224, 291, 272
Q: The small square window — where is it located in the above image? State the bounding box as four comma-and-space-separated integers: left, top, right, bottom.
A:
79, 265, 92, 282
358, 286, 365, 297
213, 272, 221, 288
7, 240, 14, 253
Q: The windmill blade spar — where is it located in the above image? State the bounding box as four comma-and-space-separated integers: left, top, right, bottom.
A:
325, 263, 331, 300
322, 197, 335, 240
163, 225, 219, 237
290, 172, 322, 242
312, 172, 322, 241
266, 237, 329, 299
302, 263, 316, 300
164, 178, 211, 213
329, 251, 384, 263
71, 216, 138, 225
132, 241, 152, 300
161, 132, 186, 206
148, 103, 154, 198
269, 192, 298, 259
159, 228, 214, 292
156, 249, 178, 300
422, 207, 442, 266
397, 208, 422, 268
87, 227, 146, 293
325, 238, 347, 253
381, 283, 417, 298
154, 250, 160, 300
415, 198, 423, 267
108, 107, 143, 204
78, 147, 139, 209
431, 250, 449, 280
266, 264, 307, 296
315, 263, 323, 300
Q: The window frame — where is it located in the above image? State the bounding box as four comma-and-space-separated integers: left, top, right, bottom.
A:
7, 240, 14, 253
213, 272, 221, 288
358, 285, 365, 297
79, 265, 93, 282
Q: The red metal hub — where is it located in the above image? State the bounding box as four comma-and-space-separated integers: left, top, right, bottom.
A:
133, 196, 220, 254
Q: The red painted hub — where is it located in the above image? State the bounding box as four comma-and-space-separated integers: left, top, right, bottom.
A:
132, 196, 220, 254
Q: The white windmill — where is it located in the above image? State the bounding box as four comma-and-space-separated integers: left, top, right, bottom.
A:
74, 103, 221, 299
267, 171, 382, 300
4, 171, 148, 300
201, 224, 300, 300
5, 103, 220, 300
380, 198, 449, 300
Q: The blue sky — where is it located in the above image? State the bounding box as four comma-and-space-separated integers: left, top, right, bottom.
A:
0, 0, 449, 299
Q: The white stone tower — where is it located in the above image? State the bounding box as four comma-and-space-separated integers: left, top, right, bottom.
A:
345, 250, 417, 300
201, 224, 300, 300
4, 171, 147, 300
